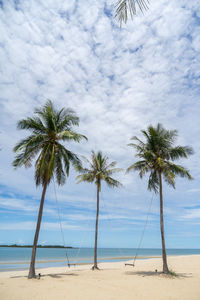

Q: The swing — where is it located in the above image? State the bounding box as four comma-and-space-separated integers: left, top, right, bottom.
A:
53, 181, 153, 268
53, 178, 96, 268
125, 194, 154, 267
53, 178, 75, 268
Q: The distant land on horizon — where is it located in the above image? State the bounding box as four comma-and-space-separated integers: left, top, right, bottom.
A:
0, 244, 74, 248
0, 245, 199, 249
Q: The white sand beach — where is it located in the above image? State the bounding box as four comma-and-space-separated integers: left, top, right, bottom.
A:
0, 255, 200, 300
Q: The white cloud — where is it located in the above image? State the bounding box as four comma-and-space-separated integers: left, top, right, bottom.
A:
181, 209, 200, 220
187, 189, 200, 193
0, 221, 81, 231
0, 0, 200, 245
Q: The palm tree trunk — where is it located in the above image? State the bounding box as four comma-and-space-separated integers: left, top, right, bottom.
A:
28, 182, 47, 279
92, 182, 100, 270
158, 171, 169, 274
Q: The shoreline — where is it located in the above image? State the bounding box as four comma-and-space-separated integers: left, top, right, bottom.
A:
0, 254, 200, 278
0, 255, 150, 265
1, 253, 200, 272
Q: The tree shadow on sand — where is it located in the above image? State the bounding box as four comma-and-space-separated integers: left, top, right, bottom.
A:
46, 273, 78, 278
11, 272, 78, 279
125, 271, 193, 278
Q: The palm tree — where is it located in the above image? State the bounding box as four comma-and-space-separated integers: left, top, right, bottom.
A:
13, 100, 87, 279
115, 0, 149, 26
77, 151, 122, 270
127, 124, 193, 274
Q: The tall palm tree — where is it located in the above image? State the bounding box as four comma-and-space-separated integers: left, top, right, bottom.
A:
13, 100, 87, 279
115, 0, 149, 26
77, 151, 122, 270
127, 124, 193, 274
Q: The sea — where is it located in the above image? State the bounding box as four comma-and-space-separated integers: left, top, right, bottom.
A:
0, 247, 200, 272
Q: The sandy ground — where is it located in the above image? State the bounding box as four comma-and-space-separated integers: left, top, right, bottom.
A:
0, 255, 200, 300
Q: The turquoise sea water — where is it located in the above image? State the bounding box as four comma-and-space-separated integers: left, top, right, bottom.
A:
0, 247, 200, 271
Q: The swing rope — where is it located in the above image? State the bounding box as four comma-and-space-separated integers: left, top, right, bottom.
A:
53, 177, 70, 267
125, 193, 154, 267
72, 189, 96, 266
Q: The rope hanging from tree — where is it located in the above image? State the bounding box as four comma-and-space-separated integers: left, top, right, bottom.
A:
53, 177, 71, 267
125, 194, 154, 267
53, 180, 97, 268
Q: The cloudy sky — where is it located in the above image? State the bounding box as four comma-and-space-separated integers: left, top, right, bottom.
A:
0, 0, 200, 249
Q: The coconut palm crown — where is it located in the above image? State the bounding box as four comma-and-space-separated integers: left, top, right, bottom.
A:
127, 124, 193, 191
13, 100, 87, 278
77, 151, 122, 189
127, 123, 193, 273
115, 0, 149, 26
13, 100, 87, 186
77, 151, 122, 269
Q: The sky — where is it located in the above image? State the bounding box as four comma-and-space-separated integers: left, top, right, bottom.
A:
0, 0, 200, 249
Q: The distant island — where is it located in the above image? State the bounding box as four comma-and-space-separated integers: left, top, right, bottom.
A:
0, 244, 74, 248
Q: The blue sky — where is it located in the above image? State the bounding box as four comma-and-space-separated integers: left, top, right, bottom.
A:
0, 0, 200, 249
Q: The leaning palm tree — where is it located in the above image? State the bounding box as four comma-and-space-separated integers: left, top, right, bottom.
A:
77, 151, 122, 270
13, 100, 87, 279
127, 124, 193, 274
115, 0, 149, 26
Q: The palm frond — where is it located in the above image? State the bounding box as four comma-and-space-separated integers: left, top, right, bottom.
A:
57, 109, 79, 131
55, 149, 66, 185
169, 146, 194, 161
104, 160, 116, 170
115, 0, 149, 26
13, 134, 44, 153
76, 173, 95, 184
34, 144, 52, 185
163, 168, 175, 188
167, 162, 193, 180
17, 117, 46, 134
13, 151, 32, 168
127, 160, 149, 178
128, 143, 145, 154
129, 135, 145, 147
106, 167, 123, 175
148, 170, 159, 193
13, 136, 44, 168
59, 144, 82, 172
58, 130, 87, 142
105, 176, 123, 188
